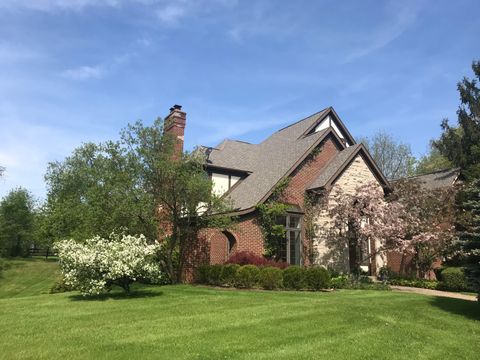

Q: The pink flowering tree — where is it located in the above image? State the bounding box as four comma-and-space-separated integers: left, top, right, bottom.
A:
327, 183, 409, 273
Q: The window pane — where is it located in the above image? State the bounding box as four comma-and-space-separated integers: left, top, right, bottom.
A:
276, 216, 286, 226
289, 231, 301, 265
288, 216, 300, 229
278, 236, 287, 262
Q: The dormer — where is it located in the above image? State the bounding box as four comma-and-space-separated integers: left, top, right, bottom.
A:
304, 108, 356, 147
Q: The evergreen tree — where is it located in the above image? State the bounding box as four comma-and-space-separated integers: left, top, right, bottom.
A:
434, 60, 480, 180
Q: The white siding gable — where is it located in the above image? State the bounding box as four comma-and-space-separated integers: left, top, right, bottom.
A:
314, 115, 350, 147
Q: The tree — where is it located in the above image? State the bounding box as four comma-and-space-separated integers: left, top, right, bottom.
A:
0, 188, 36, 257
359, 131, 415, 179
55, 234, 164, 295
327, 183, 409, 273
415, 144, 453, 175
456, 179, 480, 299
120, 120, 234, 283
44, 141, 157, 242
388, 179, 457, 277
433, 60, 480, 180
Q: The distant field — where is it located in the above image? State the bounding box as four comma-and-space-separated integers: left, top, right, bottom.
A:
0, 258, 59, 298
0, 265, 479, 360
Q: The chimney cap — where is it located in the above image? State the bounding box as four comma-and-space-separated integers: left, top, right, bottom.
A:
170, 104, 182, 112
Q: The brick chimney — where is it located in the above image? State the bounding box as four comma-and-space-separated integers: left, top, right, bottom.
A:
164, 104, 186, 158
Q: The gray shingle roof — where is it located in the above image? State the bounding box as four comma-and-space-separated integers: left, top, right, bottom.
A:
394, 168, 461, 190
202, 108, 333, 211
307, 144, 361, 190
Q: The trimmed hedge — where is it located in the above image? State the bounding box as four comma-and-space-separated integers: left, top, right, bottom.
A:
388, 278, 439, 290
438, 267, 470, 292
196, 264, 334, 291
235, 265, 260, 288
258, 267, 283, 290
282, 266, 306, 290
305, 266, 331, 290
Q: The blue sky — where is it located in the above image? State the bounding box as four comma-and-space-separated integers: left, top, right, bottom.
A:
0, 0, 479, 199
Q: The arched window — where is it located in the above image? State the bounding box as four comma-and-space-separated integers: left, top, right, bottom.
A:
223, 231, 237, 255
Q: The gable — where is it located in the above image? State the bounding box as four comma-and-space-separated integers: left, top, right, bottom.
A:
314, 115, 351, 146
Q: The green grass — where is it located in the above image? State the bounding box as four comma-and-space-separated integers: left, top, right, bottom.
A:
0, 258, 59, 299
0, 280, 479, 359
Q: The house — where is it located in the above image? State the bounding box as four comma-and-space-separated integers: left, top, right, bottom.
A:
164, 105, 390, 275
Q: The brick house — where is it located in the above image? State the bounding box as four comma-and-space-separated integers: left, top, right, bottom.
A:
165, 105, 390, 275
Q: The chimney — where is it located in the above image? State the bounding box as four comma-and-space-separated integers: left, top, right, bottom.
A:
164, 104, 186, 158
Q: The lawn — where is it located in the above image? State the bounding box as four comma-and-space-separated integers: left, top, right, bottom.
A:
0, 260, 479, 359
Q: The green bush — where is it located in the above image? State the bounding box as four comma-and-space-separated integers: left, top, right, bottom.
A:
50, 276, 74, 294
258, 267, 283, 290
235, 265, 260, 288
196, 264, 210, 284
331, 275, 349, 289
388, 278, 439, 290
305, 266, 331, 290
208, 264, 224, 286
438, 267, 470, 292
283, 266, 306, 290
221, 264, 240, 287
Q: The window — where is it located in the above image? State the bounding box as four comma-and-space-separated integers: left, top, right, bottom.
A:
210, 173, 242, 196
276, 213, 302, 265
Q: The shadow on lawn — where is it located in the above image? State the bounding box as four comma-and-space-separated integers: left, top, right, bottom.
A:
430, 296, 480, 321
69, 289, 163, 302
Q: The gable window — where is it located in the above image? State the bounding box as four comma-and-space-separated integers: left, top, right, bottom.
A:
210, 172, 241, 196
276, 213, 302, 265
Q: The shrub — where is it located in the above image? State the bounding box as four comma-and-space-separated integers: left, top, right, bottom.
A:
305, 266, 331, 290
196, 264, 210, 284
235, 265, 260, 288
55, 234, 164, 295
258, 267, 283, 290
227, 251, 289, 269
221, 263, 240, 286
207, 264, 224, 286
283, 266, 306, 290
438, 267, 470, 292
388, 278, 439, 290
331, 275, 349, 289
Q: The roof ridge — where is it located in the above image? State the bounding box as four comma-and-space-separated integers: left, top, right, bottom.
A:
274, 107, 330, 133
392, 167, 461, 181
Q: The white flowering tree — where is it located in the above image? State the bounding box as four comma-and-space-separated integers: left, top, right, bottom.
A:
55, 234, 164, 295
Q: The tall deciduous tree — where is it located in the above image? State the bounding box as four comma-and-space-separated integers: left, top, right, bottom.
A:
0, 188, 36, 257
44, 141, 156, 241
433, 60, 480, 180
359, 131, 415, 180
120, 120, 233, 282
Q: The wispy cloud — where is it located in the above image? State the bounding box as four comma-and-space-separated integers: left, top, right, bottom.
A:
61, 65, 103, 80
344, 0, 426, 62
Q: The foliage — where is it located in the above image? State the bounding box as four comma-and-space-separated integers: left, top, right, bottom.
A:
282, 265, 306, 290
388, 278, 439, 290
50, 276, 74, 294
221, 263, 240, 286
456, 179, 480, 298
415, 145, 453, 175
235, 265, 260, 288
305, 266, 331, 290
433, 60, 480, 180
359, 131, 416, 179
388, 179, 458, 277
327, 183, 408, 272
258, 266, 283, 290
331, 275, 390, 290
226, 250, 288, 269
121, 120, 234, 283
44, 118, 234, 283
55, 234, 164, 295
0, 187, 36, 257
437, 267, 470, 292
44, 141, 157, 242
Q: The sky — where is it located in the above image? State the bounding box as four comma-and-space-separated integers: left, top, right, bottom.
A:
0, 0, 479, 200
